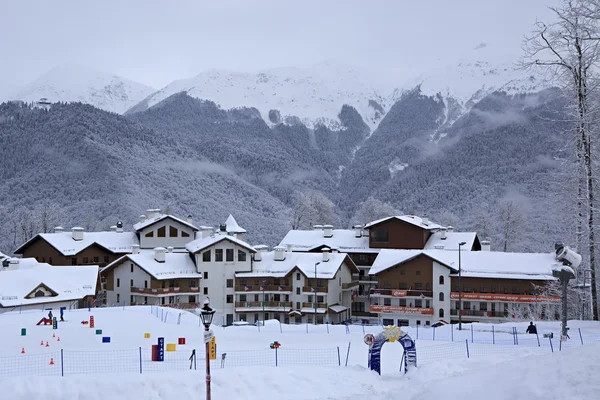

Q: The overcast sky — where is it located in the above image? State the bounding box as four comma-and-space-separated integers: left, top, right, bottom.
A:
0, 0, 557, 96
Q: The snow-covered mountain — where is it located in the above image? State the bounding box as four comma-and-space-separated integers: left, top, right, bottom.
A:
11, 64, 156, 114
129, 62, 393, 130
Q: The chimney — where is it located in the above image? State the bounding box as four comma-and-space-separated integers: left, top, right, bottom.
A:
147, 209, 160, 219
71, 227, 84, 241
167, 246, 174, 253
353, 225, 362, 238
187, 214, 193, 224
254, 250, 262, 262
286, 244, 293, 253
322, 247, 330, 262
273, 246, 286, 261
219, 224, 227, 232
131, 245, 140, 254
54, 226, 64, 233
313, 224, 323, 230
447, 226, 454, 232
116, 221, 124, 233
139, 215, 146, 223
110, 225, 117, 232
440, 227, 447, 240
7, 258, 20, 270
154, 247, 166, 263
323, 225, 333, 238
421, 215, 429, 226
481, 240, 491, 251
200, 226, 214, 239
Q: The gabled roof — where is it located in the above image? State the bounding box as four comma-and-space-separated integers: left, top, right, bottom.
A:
424, 232, 479, 251
0, 259, 98, 307
236, 251, 358, 279
278, 229, 377, 253
185, 233, 255, 254
103, 250, 200, 280
133, 214, 199, 232
225, 215, 246, 233
369, 249, 560, 280
14, 231, 139, 256
25, 282, 59, 298
364, 215, 443, 230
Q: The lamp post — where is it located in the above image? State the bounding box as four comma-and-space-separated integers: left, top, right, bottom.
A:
199, 298, 216, 400
262, 279, 268, 324
314, 262, 320, 325
458, 241, 466, 331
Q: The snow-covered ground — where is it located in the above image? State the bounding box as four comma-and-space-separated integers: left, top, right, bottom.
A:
1, 306, 599, 399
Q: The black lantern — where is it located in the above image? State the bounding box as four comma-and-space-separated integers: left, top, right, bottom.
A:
199, 298, 215, 329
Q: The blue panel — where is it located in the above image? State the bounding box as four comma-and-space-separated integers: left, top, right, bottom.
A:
157, 337, 165, 362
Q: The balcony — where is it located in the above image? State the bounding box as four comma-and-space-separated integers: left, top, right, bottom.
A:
370, 289, 433, 298
302, 302, 328, 309
235, 285, 291, 292
450, 309, 508, 318
131, 287, 194, 295
234, 301, 292, 310
352, 310, 378, 317
353, 275, 378, 283
370, 305, 434, 315
302, 286, 328, 293
449, 292, 560, 303
342, 281, 359, 290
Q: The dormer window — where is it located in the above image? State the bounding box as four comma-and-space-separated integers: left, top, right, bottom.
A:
202, 251, 211, 262
145, 231, 154, 238
370, 226, 389, 243
182, 231, 190, 238
34, 290, 45, 297
215, 249, 223, 262
170, 226, 178, 237
238, 250, 247, 262
226, 249, 234, 262
157, 227, 166, 237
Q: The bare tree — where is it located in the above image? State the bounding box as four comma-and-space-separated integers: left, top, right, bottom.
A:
497, 201, 523, 252
351, 197, 399, 226
522, 0, 600, 319
290, 191, 337, 229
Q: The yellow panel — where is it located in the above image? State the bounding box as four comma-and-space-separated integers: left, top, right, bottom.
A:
166, 343, 177, 351
144, 333, 151, 339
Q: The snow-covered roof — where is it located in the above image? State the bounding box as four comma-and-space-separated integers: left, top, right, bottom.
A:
133, 214, 199, 232
328, 305, 348, 313
185, 233, 255, 254
369, 249, 562, 280
364, 215, 443, 230
0, 251, 8, 260
225, 215, 246, 233
15, 231, 139, 256
424, 232, 479, 251
278, 229, 376, 253
300, 307, 328, 314
236, 251, 357, 279
105, 250, 200, 280
0, 259, 98, 307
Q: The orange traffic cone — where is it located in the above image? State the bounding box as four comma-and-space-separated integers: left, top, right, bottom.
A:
45, 341, 49, 347
57, 337, 61, 342
21, 348, 25, 354
49, 358, 55, 365
40, 340, 44, 346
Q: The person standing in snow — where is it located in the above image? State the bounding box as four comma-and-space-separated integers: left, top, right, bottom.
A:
60, 308, 64, 322
48, 310, 53, 320
526, 322, 537, 334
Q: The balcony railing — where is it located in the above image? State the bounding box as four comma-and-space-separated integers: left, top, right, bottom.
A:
370, 289, 433, 298
235, 285, 291, 292
302, 302, 328, 309
234, 301, 292, 309
450, 309, 508, 318
131, 287, 194, 295
352, 275, 378, 283
352, 311, 378, 317
370, 305, 434, 315
302, 286, 328, 293
342, 281, 359, 289
449, 292, 560, 303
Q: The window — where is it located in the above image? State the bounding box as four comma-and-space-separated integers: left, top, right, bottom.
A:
130, 295, 134, 303
104, 256, 109, 263
131, 264, 134, 273
308, 295, 313, 302
182, 231, 190, 237
491, 285, 497, 294
145, 231, 154, 237
240, 294, 246, 301
398, 319, 409, 327
204, 272, 208, 279
238, 250, 247, 262
384, 298, 391, 306
399, 282, 407, 289
504, 287, 509, 294
215, 249, 223, 262
425, 283, 431, 291
83, 256, 89, 264
226, 295, 233, 303
34, 290, 45, 297
71, 258, 77, 265
339, 277, 341, 285
370, 226, 389, 242
296, 273, 301, 280
189, 279, 196, 287
383, 281, 392, 289
439, 292, 444, 301
425, 300, 430, 308
48, 257, 52, 264
439, 308, 444, 318
117, 278, 120, 288
480, 302, 488, 311
439, 276, 444, 285
339, 293, 341, 301
416, 320, 421, 325
274, 278, 280, 285
296, 287, 300, 295
157, 226, 166, 237
480, 286, 489, 293
226, 249, 234, 262
202, 251, 211, 262
162, 281, 166, 288
226, 279, 233, 288
296, 302, 301, 309
239, 314, 246, 322
512, 287, 521, 294
130, 279, 133, 287
317, 296, 324, 303
169, 226, 178, 237
93, 256, 99, 263
425, 321, 430, 326
317, 279, 324, 287
203, 287, 208, 295
399, 299, 406, 306
416, 270, 421, 275
144, 280, 148, 288
117, 294, 120, 303
415, 299, 422, 308
188, 295, 195, 303
415, 283, 423, 290
254, 294, 258, 301
464, 301, 471, 310
400, 270, 406, 275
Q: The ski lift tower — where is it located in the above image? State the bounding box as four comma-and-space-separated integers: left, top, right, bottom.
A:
553, 244, 581, 338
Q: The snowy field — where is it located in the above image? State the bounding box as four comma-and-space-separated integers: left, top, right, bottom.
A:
0, 306, 599, 400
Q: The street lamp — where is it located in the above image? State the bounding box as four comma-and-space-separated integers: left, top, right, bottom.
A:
457, 241, 466, 330
199, 298, 216, 400
314, 262, 320, 325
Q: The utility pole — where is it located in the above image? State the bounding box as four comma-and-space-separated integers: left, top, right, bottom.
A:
458, 241, 466, 330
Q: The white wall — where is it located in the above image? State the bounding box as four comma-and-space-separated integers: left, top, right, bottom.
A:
139, 219, 195, 249
195, 241, 252, 325
106, 260, 152, 306
432, 261, 451, 321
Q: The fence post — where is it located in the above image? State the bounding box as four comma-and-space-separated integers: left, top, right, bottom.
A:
471, 325, 474, 343
432, 326, 436, 341
61, 349, 64, 377
451, 324, 453, 342
416, 323, 419, 340
139, 347, 143, 374
549, 337, 554, 353
164, 312, 168, 324
275, 347, 278, 367
327, 322, 329, 334
345, 323, 350, 334
194, 349, 197, 370
362, 323, 365, 335
306, 322, 308, 334
515, 328, 519, 345
465, 339, 470, 358
578, 328, 584, 345
177, 313, 182, 325
337, 346, 341, 366
492, 326, 495, 345
279, 321, 282, 334
345, 342, 351, 367
536, 332, 540, 347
